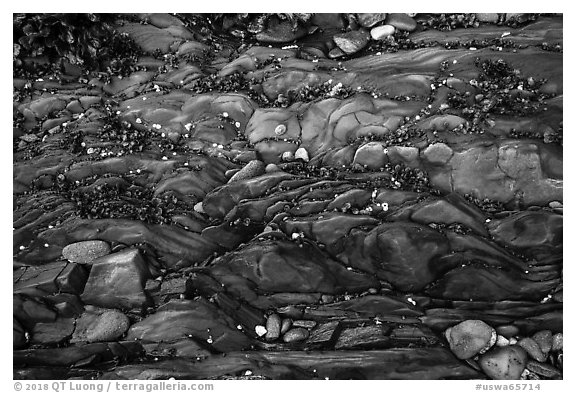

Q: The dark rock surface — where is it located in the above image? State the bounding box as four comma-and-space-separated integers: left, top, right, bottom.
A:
13, 13, 562, 380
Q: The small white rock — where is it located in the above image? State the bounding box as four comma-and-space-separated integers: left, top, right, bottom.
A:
255, 325, 267, 337
275, 124, 287, 136
496, 335, 510, 347
295, 147, 309, 162
194, 202, 205, 214
282, 151, 294, 161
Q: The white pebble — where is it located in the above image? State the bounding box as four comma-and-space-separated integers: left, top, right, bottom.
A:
222, 112, 229, 117
235, 121, 241, 128
295, 147, 309, 162
275, 124, 287, 136
255, 325, 267, 337
19, 245, 25, 250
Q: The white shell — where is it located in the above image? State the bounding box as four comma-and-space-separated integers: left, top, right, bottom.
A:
275, 124, 287, 135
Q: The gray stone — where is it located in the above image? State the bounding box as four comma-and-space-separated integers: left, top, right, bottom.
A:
479, 345, 528, 380
385, 14, 417, 32
72, 307, 130, 343
283, 328, 309, 343
81, 248, 151, 311
526, 360, 561, 378
30, 318, 75, 345
333, 30, 371, 55
306, 321, 341, 349
357, 13, 387, 28
265, 313, 281, 341
423, 142, 454, 164
445, 320, 497, 359
228, 160, 266, 183
518, 337, 546, 362
532, 330, 553, 355
353, 142, 387, 169
335, 325, 391, 350
551, 333, 563, 352
62, 240, 111, 264
292, 320, 317, 329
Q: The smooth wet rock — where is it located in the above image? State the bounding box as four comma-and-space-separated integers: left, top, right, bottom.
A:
445, 320, 497, 359
81, 248, 151, 311
496, 325, 519, 339
532, 330, 553, 355
370, 25, 395, 40
333, 30, 371, 55
127, 299, 251, 352
479, 345, 528, 380
292, 320, 317, 329
280, 318, 292, 335
30, 317, 75, 345
358, 13, 387, 28
328, 47, 346, 59
72, 307, 130, 343
526, 360, 561, 378
335, 325, 391, 350
385, 13, 417, 32
283, 327, 309, 343
551, 333, 562, 352
353, 142, 387, 169
294, 147, 309, 162
306, 321, 341, 349
422, 142, 453, 164
265, 163, 280, 173
256, 17, 309, 43
62, 241, 111, 264
517, 337, 546, 362
265, 313, 281, 341
228, 160, 266, 183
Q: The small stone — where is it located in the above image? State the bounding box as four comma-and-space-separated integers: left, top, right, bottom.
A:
72, 308, 130, 343
62, 241, 111, 264
265, 163, 280, 173
333, 30, 371, 55
193, 202, 205, 214
353, 142, 387, 169
551, 333, 563, 352
292, 320, 317, 329
476, 13, 499, 23
280, 318, 292, 335
321, 294, 334, 304
228, 160, 266, 183
422, 142, 453, 164
294, 147, 309, 162
328, 47, 346, 59
526, 360, 561, 378
495, 325, 519, 339
496, 335, 510, 347
282, 151, 294, 161
274, 124, 287, 136
265, 313, 281, 341
255, 325, 267, 337
548, 201, 563, 209
357, 13, 387, 28
531, 330, 553, 355
283, 327, 309, 343
20, 134, 39, 143
445, 320, 497, 359
479, 345, 528, 380
370, 25, 395, 40
385, 13, 417, 32
518, 337, 546, 362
